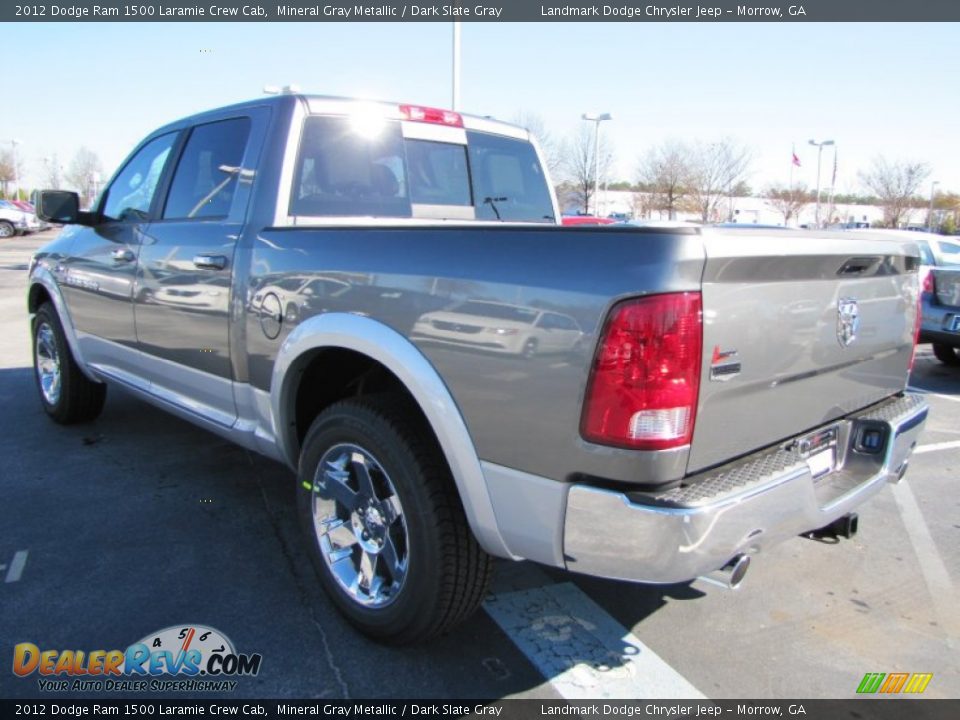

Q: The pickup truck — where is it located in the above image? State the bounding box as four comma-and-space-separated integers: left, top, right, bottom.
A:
29, 94, 928, 643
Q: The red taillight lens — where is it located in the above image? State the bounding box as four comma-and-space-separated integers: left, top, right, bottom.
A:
910, 274, 926, 372
581, 293, 703, 450
399, 104, 463, 127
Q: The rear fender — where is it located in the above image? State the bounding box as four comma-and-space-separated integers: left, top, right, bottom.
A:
271, 312, 514, 559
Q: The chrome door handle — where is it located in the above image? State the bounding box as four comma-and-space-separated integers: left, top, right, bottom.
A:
111, 248, 135, 263
193, 254, 228, 270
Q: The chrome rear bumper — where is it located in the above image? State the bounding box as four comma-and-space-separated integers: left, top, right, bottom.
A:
562, 393, 928, 584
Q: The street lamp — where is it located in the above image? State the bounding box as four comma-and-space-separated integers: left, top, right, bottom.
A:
582, 112, 612, 216
808, 138, 834, 227
928, 180, 940, 233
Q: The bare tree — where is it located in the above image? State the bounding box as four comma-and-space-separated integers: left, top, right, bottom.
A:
40, 153, 65, 190
560, 125, 613, 215
0, 149, 15, 198
65, 147, 103, 207
686, 138, 753, 223
858, 156, 930, 228
764, 183, 812, 226
636, 140, 693, 220
513, 111, 562, 181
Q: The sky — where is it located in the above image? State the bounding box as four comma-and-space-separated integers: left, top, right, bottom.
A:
6, 21, 959, 198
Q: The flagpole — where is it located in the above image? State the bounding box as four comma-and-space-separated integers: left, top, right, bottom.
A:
827, 146, 837, 224
790, 143, 795, 188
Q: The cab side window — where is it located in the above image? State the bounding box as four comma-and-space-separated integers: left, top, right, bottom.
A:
163, 118, 252, 220
101, 133, 177, 222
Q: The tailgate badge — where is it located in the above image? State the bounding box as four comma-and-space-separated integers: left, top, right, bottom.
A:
837, 297, 860, 347
710, 346, 741, 382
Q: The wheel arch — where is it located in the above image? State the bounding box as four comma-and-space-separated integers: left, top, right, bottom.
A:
27, 269, 99, 382
271, 312, 513, 559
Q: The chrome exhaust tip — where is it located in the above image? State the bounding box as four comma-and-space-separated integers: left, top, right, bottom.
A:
700, 554, 751, 590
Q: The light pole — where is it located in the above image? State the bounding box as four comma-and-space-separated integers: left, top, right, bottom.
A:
9, 139, 21, 200
452, 22, 461, 111
808, 138, 834, 227
582, 112, 612, 216
928, 180, 940, 233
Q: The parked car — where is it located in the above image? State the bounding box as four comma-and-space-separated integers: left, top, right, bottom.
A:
29, 93, 927, 644
920, 266, 960, 365
411, 300, 584, 357
0, 200, 38, 237
560, 215, 616, 226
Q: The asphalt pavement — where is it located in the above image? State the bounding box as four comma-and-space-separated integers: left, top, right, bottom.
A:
1, 230, 957, 701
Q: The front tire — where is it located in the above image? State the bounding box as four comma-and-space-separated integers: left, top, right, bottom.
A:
933, 343, 960, 366
297, 395, 492, 644
32, 303, 107, 424
0, 220, 15, 239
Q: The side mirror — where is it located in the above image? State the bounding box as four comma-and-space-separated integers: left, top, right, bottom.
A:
33, 190, 82, 224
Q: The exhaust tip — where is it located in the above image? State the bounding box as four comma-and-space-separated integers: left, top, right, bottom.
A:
701, 554, 751, 590
728, 554, 751, 589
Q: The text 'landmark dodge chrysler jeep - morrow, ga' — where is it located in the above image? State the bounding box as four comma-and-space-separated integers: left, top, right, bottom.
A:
28, 94, 928, 642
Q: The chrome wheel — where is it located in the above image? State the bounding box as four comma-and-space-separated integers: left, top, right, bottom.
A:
311, 443, 408, 608
0, 221, 15, 239
35, 322, 62, 405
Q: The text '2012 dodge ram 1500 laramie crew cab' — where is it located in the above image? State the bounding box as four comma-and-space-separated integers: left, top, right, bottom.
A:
29, 94, 928, 643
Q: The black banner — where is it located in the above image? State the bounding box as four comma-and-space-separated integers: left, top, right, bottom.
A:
4, 0, 960, 23
2, 700, 960, 720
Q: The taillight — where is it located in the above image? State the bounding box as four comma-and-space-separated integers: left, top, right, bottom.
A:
910, 274, 926, 372
581, 293, 703, 450
399, 104, 463, 127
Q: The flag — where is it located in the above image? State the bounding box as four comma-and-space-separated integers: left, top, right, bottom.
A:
792, 151, 801, 167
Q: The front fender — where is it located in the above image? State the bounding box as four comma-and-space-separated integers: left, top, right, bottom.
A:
270, 312, 514, 559
28, 265, 100, 383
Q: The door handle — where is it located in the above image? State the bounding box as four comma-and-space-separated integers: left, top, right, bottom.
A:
111, 248, 135, 263
193, 254, 228, 270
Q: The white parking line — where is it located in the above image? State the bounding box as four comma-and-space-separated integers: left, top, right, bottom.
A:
484, 582, 704, 699
889, 481, 958, 647
914, 440, 960, 455
907, 385, 960, 403
4, 550, 28, 583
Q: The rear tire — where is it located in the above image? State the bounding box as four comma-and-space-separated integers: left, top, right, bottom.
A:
932, 343, 960, 366
0, 220, 15, 239
297, 394, 492, 644
32, 303, 107, 424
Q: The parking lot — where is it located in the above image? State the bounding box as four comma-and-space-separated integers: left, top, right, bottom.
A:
1, 230, 958, 700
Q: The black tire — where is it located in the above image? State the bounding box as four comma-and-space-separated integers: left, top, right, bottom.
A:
932, 343, 960, 366
32, 303, 107, 424
0, 220, 15, 239
297, 394, 492, 644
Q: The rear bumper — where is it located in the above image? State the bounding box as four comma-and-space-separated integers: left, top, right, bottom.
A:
920, 295, 959, 345
562, 393, 927, 584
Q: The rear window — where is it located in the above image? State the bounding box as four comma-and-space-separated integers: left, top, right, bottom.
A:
290, 116, 553, 223
291, 116, 411, 218
467, 131, 555, 223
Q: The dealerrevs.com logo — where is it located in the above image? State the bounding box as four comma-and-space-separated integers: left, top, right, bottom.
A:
13, 625, 263, 693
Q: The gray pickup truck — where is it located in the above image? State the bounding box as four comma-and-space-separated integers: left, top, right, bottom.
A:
29, 94, 928, 643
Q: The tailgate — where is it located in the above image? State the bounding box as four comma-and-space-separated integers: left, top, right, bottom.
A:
688, 230, 920, 473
